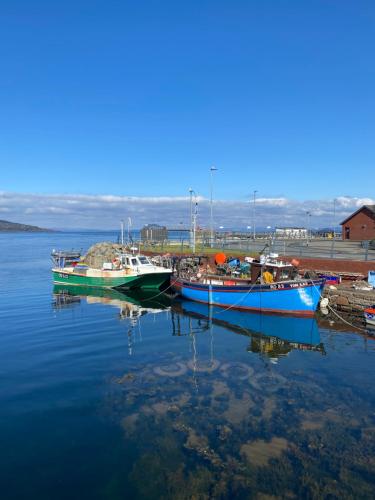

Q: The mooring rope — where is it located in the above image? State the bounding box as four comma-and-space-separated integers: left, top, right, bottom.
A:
311, 280, 368, 333
140, 280, 175, 302
210, 280, 259, 315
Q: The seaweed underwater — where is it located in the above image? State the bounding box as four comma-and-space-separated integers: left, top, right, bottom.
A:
103, 308, 375, 499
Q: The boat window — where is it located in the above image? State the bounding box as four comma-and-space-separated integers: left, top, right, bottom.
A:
138, 256, 151, 265
131, 258, 138, 266
125, 258, 130, 266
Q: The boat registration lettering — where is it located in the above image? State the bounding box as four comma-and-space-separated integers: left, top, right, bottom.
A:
270, 281, 309, 290
269, 283, 286, 290
58, 273, 69, 279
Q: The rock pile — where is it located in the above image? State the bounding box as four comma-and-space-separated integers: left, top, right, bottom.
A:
83, 242, 129, 269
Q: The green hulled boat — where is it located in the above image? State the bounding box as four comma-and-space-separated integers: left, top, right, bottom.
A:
52, 251, 172, 290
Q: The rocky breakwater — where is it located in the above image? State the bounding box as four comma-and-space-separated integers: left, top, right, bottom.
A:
83, 242, 129, 269
323, 285, 375, 316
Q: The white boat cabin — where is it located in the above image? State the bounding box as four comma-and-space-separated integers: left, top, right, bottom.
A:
121, 254, 154, 270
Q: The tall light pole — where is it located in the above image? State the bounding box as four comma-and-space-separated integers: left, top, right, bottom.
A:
306, 211, 311, 241
333, 198, 336, 237
189, 188, 193, 247
189, 188, 198, 252
192, 193, 198, 254
252, 190, 257, 240
210, 165, 218, 248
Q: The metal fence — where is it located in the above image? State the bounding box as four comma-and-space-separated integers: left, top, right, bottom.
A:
140, 236, 375, 262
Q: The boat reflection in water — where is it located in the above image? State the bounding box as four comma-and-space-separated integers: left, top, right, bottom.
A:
53, 284, 171, 317
53, 285, 172, 354
173, 299, 325, 360
53, 286, 325, 360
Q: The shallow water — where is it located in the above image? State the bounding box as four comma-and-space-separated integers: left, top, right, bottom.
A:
0, 232, 374, 499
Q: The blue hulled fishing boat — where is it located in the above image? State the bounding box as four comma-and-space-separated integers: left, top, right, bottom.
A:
172, 256, 325, 317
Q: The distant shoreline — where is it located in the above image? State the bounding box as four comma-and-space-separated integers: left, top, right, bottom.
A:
0, 219, 55, 233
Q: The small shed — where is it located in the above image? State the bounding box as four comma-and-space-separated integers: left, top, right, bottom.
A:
141, 224, 168, 242
340, 205, 375, 241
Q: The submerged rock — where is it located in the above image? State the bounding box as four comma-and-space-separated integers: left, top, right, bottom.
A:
216, 424, 232, 441
121, 413, 139, 433
184, 428, 224, 468
224, 391, 254, 425
114, 372, 135, 384
240, 437, 288, 467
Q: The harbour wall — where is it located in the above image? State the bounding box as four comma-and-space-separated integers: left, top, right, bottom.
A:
280, 256, 375, 276
322, 286, 375, 316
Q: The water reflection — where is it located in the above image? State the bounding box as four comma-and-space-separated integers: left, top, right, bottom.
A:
53, 284, 171, 317
173, 300, 325, 361
53, 285, 172, 356
52, 287, 375, 498
53, 286, 325, 361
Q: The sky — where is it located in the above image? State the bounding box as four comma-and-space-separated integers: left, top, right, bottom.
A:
0, 1, 374, 229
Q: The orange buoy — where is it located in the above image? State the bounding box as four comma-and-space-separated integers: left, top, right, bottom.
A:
215, 252, 226, 265
291, 259, 300, 267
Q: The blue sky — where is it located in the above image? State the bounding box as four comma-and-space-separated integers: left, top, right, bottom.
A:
0, 1, 374, 227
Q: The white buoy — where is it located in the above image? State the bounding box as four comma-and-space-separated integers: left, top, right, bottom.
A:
320, 297, 329, 308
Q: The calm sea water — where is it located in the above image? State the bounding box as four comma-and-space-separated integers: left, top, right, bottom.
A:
0, 232, 374, 499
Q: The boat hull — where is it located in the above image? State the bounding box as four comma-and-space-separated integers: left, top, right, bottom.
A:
172, 278, 325, 317
52, 269, 143, 288
133, 271, 171, 290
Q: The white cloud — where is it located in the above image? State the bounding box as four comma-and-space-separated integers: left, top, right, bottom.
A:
335, 196, 375, 208
256, 197, 289, 207
0, 191, 373, 229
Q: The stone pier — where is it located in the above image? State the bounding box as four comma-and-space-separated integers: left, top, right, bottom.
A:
323, 286, 375, 316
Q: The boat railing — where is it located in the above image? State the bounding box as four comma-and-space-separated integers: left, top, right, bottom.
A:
201, 273, 253, 285
51, 250, 82, 269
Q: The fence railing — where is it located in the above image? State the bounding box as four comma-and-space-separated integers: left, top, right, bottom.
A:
138, 237, 375, 261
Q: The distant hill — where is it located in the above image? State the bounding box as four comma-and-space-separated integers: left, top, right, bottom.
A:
0, 219, 54, 232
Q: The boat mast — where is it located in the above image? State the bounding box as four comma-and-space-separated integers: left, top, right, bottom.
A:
127, 217, 132, 243
121, 220, 124, 245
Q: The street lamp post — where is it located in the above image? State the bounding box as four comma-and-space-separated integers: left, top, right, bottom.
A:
192, 196, 198, 254
252, 190, 257, 240
189, 188, 193, 247
306, 211, 311, 241
189, 188, 198, 253
210, 166, 218, 248
333, 198, 336, 238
